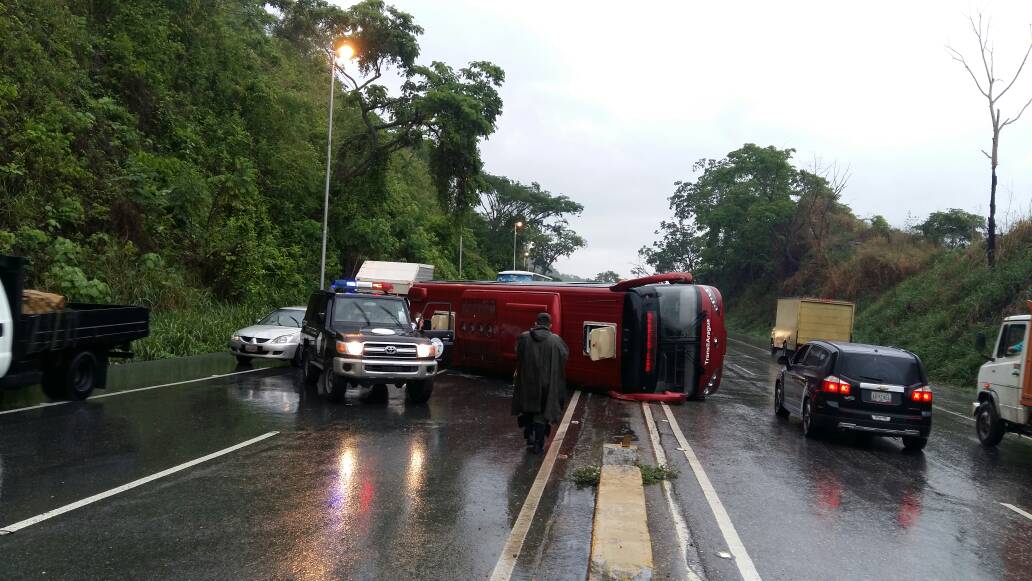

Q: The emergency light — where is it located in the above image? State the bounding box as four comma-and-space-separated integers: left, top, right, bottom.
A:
329, 279, 395, 294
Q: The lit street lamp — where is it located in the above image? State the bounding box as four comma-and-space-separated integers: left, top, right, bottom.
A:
320, 39, 356, 289
513, 221, 523, 270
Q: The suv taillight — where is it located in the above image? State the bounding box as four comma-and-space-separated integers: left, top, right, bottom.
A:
822, 376, 851, 395
911, 386, 933, 403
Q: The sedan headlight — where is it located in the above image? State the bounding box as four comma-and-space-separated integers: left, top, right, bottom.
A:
272, 333, 296, 344
231, 334, 241, 342
336, 340, 364, 356
416, 343, 433, 358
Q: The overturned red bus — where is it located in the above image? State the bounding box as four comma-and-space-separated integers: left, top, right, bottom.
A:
407, 273, 726, 399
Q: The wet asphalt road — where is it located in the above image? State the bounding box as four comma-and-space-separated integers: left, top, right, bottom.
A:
649, 338, 1032, 580
0, 355, 632, 580
4, 342, 1032, 580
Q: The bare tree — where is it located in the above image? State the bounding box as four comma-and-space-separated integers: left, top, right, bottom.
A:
948, 14, 1032, 267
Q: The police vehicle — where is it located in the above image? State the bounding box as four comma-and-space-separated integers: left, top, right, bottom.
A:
299, 279, 444, 403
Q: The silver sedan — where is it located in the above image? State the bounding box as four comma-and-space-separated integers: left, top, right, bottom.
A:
228, 306, 305, 365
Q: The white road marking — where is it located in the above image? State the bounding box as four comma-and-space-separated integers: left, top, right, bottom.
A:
0, 431, 279, 534
661, 403, 761, 581
728, 337, 769, 355
0, 367, 270, 417
1001, 503, 1032, 521
489, 390, 582, 581
642, 403, 704, 581
726, 363, 757, 378
934, 405, 974, 422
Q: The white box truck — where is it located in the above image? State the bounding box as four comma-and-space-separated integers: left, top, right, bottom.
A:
355, 261, 434, 295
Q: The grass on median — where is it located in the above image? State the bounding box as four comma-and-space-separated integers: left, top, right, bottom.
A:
570, 464, 679, 487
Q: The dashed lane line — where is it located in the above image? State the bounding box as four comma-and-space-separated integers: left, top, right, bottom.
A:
642, 403, 704, 581
0, 367, 271, 417
934, 405, 973, 422
1001, 503, 1032, 521
661, 403, 762, 581
726, 363, 757, 378
0, 431, 279, 534
489, 390, 582, 581
727, 337, 770, 355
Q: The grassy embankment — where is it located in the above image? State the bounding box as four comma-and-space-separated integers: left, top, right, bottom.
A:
726, 220, 1032, 387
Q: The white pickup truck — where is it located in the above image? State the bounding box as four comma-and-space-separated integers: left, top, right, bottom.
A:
973, 301, 1031, 446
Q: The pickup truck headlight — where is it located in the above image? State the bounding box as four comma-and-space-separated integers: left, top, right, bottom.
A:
430, 338, 444, 358
336, 340, 364, 356
416, 343, 433, 358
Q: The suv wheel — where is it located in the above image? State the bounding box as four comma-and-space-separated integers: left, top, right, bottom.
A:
364, 383, 389, 404
774, 380, 789, 418
902, 436, 928, 452
302, 349, 319, 386
321, 371, 345, 403
406, 379, 434, 404
802, 399, 821, 438
976, 402, 1006, 447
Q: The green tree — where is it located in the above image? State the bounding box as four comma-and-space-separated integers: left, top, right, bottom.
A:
594, 270, 622, 283
918, 208, 985, 249
640, 144, 798, 290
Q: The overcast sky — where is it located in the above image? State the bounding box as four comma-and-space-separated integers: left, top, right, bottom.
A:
343, 0, 1032, 278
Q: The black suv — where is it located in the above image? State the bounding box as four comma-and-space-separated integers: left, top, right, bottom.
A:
299, 286, 441, 403
773, 341, 932, 451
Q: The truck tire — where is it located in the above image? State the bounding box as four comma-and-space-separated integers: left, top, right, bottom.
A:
976, 402, 1006, 447
302, 349, 319, 386
364, 383, 389, 403
321, 371, 346, 403
42, 350, 98, 401
406, 379, 434, 404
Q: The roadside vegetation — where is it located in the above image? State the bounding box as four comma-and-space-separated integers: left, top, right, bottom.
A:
0, 0, 586, 359
638, 144, 1032, 386
570, 464, 678, 487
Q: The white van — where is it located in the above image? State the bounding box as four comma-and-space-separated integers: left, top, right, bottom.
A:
973, 302, 1031, 446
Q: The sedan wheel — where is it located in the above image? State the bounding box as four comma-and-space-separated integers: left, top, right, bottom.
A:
774, 381, 789, 418
802, 399, 820, 438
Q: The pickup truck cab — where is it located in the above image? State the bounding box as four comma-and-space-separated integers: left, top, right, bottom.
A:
973, 304, 1031, 447
0, 254, 149, 400
298, 280, 443, 403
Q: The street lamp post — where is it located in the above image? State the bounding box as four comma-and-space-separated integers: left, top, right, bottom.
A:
319, 39, 355, 289
512, 221, 523, 270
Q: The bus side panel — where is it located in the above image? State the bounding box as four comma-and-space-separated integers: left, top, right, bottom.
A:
560, 294, 623, 389
697, 285, 727, 394
457, 290, 562, 373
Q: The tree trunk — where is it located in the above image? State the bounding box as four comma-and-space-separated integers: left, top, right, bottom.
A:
988, 127, 999, 268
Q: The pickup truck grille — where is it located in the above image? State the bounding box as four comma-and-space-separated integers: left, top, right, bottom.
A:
240, 336, 270, 344
363, 342, 418, 359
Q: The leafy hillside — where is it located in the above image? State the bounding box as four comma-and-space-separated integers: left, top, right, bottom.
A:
638, 144, 1031, 386
0, 0, 585, 358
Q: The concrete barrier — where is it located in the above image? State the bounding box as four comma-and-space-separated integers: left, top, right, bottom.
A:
589, 444, 653, 580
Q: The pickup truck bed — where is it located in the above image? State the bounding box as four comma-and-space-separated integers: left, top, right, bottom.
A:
14, 303, 149, 360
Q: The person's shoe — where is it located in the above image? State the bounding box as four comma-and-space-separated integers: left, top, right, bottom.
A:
532, 422, 547, 454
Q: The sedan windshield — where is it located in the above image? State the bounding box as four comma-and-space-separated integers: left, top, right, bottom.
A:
259, 309, 303, 327
333, 297, 411, 328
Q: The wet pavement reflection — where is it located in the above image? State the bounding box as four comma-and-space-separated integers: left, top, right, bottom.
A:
662, 338, 1032, 581
0, 358, 563, 579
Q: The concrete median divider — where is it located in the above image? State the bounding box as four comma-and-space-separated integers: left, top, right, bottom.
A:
589, 443, 653, 581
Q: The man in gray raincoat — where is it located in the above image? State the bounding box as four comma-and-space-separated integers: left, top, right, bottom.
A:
513, 312, 569, 454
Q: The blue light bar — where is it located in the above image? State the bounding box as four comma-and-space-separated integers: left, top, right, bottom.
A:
330, 279, 359, 292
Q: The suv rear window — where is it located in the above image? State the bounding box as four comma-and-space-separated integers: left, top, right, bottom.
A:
836, 352, 924, 386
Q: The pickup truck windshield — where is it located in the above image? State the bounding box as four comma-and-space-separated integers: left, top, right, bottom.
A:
838, 353, 924, 386
333, 296, 411, 328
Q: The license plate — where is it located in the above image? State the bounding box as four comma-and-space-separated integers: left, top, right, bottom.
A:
244, 345, 258, 353
872, 415, 891, 422
870, 391, 892, 403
